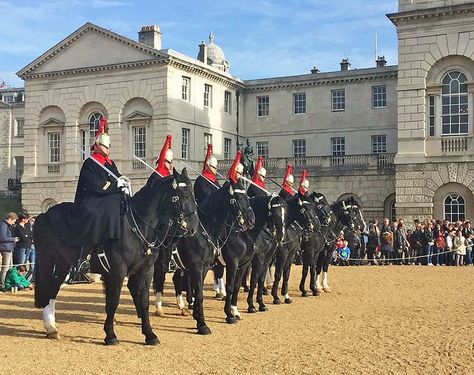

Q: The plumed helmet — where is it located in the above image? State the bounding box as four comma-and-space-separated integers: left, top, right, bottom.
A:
298, 170, 309, 196
252, 156, 266, 183
203, 144, 217, 171
301, 179, 309, 189
235, 163, 244, 174
286, 174, 294, 185
258, 167, 267, 177
165, 148, 174, 163
208, 156, 218, 169
94, 117, 110, 148
155, 135, 173, 176
228, 151, 243, 184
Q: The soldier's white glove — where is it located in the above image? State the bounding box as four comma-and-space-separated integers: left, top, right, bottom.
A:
117, 176, 131, 195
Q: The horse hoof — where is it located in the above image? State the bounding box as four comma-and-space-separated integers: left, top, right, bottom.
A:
188, 304, 194, 310
155, 308, 165, 317
258, 305, 268, 312
323, 287, 332, 293
317, 287, 323, 293
284, 298, 292, 304
301, 291, 309, 297
234, 314, 242, 321
312, 290, 320, 297
198, 326, 212, 335
215, 292, 224, 299
46, 332, 60, 340
145, 336, 160, 346
180, 308, 191, 317
247, 307, 257, 314
104, 337, 119, 346
226, 316, 237, 324
273, 298, 281, 305
243, 286, 250, 293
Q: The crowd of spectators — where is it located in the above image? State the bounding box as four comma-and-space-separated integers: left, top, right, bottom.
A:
347, 217, 474, 266
0, 211, 36, 292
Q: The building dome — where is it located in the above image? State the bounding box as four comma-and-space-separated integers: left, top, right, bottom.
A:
197, 32, 230, 72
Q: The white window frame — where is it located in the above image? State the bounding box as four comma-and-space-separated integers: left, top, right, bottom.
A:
256, 141, 269, 159
292, 139, 306, 157
331, 137, 345, 156
257, 96, 269, 117
182, 76, 191, 101
441, 71, 468, 136
224, 137, 232, 159
133, 126, 146, 159
331, 89, 345, 111
443, 193, 466, 222
372, 85, 387, 108
224, 91, 232, 114
371, 135, 387, 154
204, 84, 213, 108
15, 118, 24, 137
293, 92, 306, 114
182, 128, 190, 159
204, 132, 213, 153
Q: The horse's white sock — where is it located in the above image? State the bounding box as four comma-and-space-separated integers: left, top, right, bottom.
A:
42, 299, 57, 332
213, 279, 219, 292
218, 278, 226, 295
284, 293, 290, 300
316, 274, 322, 289
323, 272, 329, 288
230, 305, 240, 317
155, 292, 162, 309
176, 293, 185, 310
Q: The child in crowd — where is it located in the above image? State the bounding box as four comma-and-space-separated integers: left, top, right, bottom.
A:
336, 233, 351, 266
4, 265, 33, 292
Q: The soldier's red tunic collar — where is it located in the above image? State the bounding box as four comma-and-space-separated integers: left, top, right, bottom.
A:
91, 152, 112, 166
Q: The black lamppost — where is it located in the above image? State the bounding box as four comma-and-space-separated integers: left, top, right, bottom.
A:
236, 90, 240, 151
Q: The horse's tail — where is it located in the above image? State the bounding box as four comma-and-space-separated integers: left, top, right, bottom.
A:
34, 214, 56, 308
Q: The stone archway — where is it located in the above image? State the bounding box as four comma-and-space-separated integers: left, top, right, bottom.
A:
432, 182, 474, 221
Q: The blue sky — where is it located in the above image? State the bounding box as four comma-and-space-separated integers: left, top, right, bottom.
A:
0, 0, 398, 87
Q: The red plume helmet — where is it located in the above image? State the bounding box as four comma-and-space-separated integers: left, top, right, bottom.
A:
93, 117, 110, 149
155, 135, 173, 177
228, 151, 243, 184
251, 156, 265, 188
202, 143, 217, 182
298, 169, 309, 196
282, 164, 294, 194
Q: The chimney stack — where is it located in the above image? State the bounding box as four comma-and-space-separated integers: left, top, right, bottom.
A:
198, 41, 207, 64
310, 66, 320, 74
376, 55, 387, 68
138, 25, 162, 49
340, 58, 350, 71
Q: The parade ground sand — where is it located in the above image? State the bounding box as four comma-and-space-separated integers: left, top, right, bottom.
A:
0, 265, 473, 375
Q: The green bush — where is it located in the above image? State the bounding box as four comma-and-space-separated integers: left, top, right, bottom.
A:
0, 194, 22, 219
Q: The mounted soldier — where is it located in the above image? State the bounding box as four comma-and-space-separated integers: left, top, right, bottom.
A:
194, 144, 220, 204
279, 164, 295, 202
247, 156, 267, 198
63, 117, 130, 247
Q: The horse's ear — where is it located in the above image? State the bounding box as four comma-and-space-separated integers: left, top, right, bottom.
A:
181, 167, 188, 177
172, 167, 180, 179
298, 198, 303, 206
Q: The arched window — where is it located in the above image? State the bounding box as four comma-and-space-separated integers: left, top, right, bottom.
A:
389, 200, 396, 223
441, 71, 468, 135
444, 193, 465, 222
89, 112, 103, 146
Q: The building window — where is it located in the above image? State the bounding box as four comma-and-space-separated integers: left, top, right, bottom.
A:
444, 193, 465, 222
15, 118, 24, 137
182, 128, 190, 159
204, 84, 212, 108
293, 92, 306, 114
332, 137, 345, 156
2, 94, 14, 103
88, 112, 103, 147
331, 89, 345, 111
48, 132, 61, 172
256, 141, 269, 159
428, 95, 435, 137
204, 132, 212, 153
441, 71, 468, 135
14, 156, 24, 179
372, 85, 387, 108
224, 137, 232, 159
371, 135, 387, 154
224, 91, 232, 114
133, 126, 146, 159
182, 76, 190, 101
257, 96, 269, 117
389, 200, 396, 223
292, 139, 306, 157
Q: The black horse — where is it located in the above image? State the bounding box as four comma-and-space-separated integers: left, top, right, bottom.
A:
34, 168, 199, 345
153, 178, 255, 333
315, 196, 365, 293
298, 192, 332, 297
271, 195, 319, 304
234, 194, 287, 315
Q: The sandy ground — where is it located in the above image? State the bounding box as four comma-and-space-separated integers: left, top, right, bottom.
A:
0, 265, 473, 375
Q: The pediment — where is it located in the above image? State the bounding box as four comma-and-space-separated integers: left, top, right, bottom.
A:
17, 23, 169, 78
124, 111, 152, 121
40, 118, 65, 127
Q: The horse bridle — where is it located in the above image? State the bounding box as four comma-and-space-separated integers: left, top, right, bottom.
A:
267, 195, 285, 241
228, 188, 252, 231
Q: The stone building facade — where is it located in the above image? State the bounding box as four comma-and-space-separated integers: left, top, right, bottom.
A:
4, 0, 473, 223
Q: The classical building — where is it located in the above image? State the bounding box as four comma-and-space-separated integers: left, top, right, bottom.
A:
5, 0, 474, 223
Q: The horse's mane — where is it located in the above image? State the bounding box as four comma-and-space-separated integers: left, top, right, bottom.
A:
131, 173, 172, 205
198, 180, 230, 217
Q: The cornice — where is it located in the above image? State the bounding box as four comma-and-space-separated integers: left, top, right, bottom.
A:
387, 3, 474, 26
244, 72, 398, 93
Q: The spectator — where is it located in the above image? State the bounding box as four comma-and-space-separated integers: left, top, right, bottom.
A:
453, 229, 466, 266
24, 215, 36, 281
4, 264, 33, 292
445, 229, 455, 266
0, 212, 19, 289
433, 221, 445, 266
380, 218, 394, 265
425, 222, 435, 266
366, 221, 380, 265
465, 233, 473, 266
395, 219, 410, 265
13, 213, 32, 266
